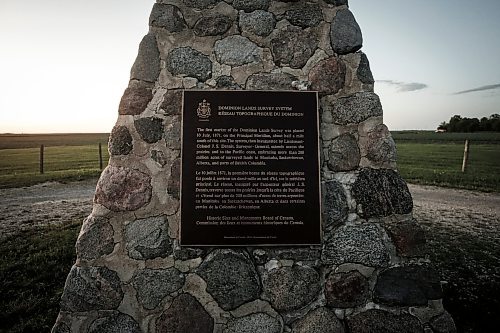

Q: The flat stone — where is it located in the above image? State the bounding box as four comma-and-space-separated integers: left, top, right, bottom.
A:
76, 216, 114, 260
88, 312, 141, 333
271, 25, 318, 69
325, 271, 369, 308
365, 124, 397, 164
322, 223, 390, 267
309, 57, 346, 95
347, 309, 423, 333
285, 3, 322, 28
327, 133, 360, 171
131, 33, 160, 83
322, 180, 348, 229
225, 313, 282, 333
134, 117, 164, 144
384, 218, 426, 257
60, 266, 123, 312
239, 10, 276, 37
351, 168, 413, 218
357, 52, 374, 84
374, 266, 443, 306
149, 4, 187, 32
108, 125, 133, 156
215, 35, 261, 66
233, 0, 271, 12
182, 0, 217, 9
330, 92, 383, 125
125, 216, 172, 260
156, 293, 214, 333
166, 47, 212, 81
118, 87, 153, 115
330, 9, 362, 55
161, 90, 182, 115
291, 307, 344, 333
263, 265, 321, 312
197, 249, 260, 310
167, 158, 181, 199
164, 120, 181, 149
132, 268, 185, 310
95, 166, 152, 212
246, 72, 296, 90
194, 15, 232, 36
216, 75, 241, 90
430, 311, 457, 333
253, 247, 321, 265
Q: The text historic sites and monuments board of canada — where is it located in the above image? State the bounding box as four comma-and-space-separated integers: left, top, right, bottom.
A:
180, 90, 321, 246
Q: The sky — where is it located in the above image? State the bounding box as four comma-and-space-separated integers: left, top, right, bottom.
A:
0, 0, 499, 133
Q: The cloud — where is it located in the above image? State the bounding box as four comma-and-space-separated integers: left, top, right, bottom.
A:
377, 80, 428, 92
453, 83, 500, 95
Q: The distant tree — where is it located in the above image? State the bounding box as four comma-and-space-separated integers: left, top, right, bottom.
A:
438, 114, 500, 132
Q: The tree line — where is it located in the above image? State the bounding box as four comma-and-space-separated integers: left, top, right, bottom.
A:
438, 114, 500, 132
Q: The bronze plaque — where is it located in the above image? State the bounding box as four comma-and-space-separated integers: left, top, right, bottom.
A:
180, 90, 321, 246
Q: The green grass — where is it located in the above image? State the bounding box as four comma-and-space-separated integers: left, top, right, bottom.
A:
0, 221, 81, 333
392, 130, 500, 143
0, 133, 109, 149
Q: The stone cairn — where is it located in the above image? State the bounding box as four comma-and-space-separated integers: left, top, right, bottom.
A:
54, 1, 456, 332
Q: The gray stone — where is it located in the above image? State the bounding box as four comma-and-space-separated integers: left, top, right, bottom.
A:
430, 312, 457, 333
325, 271, 369, 308
51, 322, 70, 333
183, 0, 217, 9
271, 25, 318, 69
131, 33, 160, 83
347, 310, 423, 333
322, 180, 348, 229
174, 246, 206, 260
60, 266, 123, 312
239, 10, 276, 37
325, 0, 348, 6
76, 216, 114, 260
291, 307, 344, 333
285, 3, 322, 28
108, 125, 133, 156
216, 75, 241, 90
246, 73, 296, 90
357, 52, 374, 84
233, 0, 271, 12
149, 4, 187, 32
161, 89, 182, 115
253, 247, 321, 265
167, 158, 181, 199
331, 9, 362, 55
197, 249, 261, 311
322, 223, 390, 267
327, 133, 360, 171
366, 124, 397, 164
214, 35, 261, 66
263, 265, 321, 312
156, 293, 214, 333
352, 168, 413, 218
118, 87, 153, 115
374, 266, 443, 306
164, 121, 181, 149
132, 268, 184, 310
384, 218, 426, 257
95, 166, 152, 212
166, 47, 212, 81
134, 117, 164, 144
88, 312, 141, 333
309, 57, 346, 95
194, 15, 232, 36
225, 313, 282, 333
330, 92, 382, 125
125, 216, 172, 260
151, 150, 168, 167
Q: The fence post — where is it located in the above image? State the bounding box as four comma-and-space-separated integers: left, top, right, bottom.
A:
40, 144, 44, 174
99, 142, 103, 170
461, 139, 470, 173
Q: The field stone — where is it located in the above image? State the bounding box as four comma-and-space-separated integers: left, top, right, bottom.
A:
156, 293, 214, 333
52, 322, 70, 333
60, 266, 123, 312
167, 158, 181, 199
239, 10, 276, 37
174, 246, 206, 260
330, 92, 382, 125
271, 25, 318, 69
183, 0, 217, 9
151, 150, 168, 167
357, 52, 374, 84
322, 223, 390, 267
108, 125, 132, 156
161, 90, 182, 115
197, 249, 261, 310
263, 265, 321, 312
246, 72, 296, 90
285, 3, 323, 28
76, 216, 114, 260
330, 9, 362, 55
134, 117, 164, 144
95, 166, 152, 212
149, 4, 186, 32
88, 312, 141, 333
352, 168, 413, 218
131, 33, 160, 83
194, 15, 232, 36
366, 124, 397, 164
291, 307, 344, 333
233, 0, 271, 12
430, 311, 457, 333
309, 57, 346, 95
214, 35, 261, 66
327, 133, 360, 171
253, 247, 321, 265
166, 47, 212, 81
118, 87, 153, 115
132, 268, 184, 310
126, 216, 172, 260
384, 218, 426, 257
347, 309, 423, 333
325, 271, 369, 308
216, 75, 241, 90
324, 0, 349, 6
322, 180, 348, 229
164, 121, 181, 149
224, 313, 282, 333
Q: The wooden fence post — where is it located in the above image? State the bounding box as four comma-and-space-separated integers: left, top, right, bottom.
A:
40, 144, 44, 174
462, 139, 470, 173
99, 143, 103, 170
